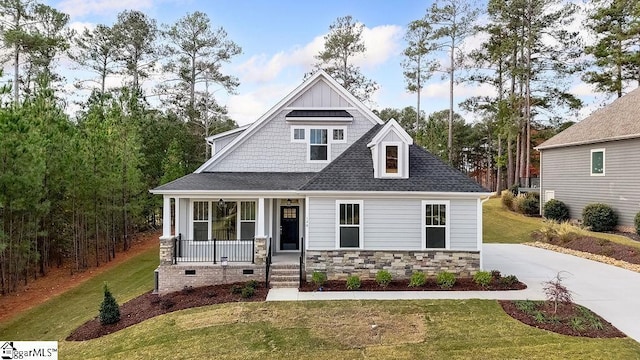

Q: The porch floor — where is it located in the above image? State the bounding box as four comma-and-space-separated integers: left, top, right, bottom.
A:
271, 253, 299, 265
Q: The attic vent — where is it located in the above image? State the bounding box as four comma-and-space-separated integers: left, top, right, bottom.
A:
286, 110, 353, 122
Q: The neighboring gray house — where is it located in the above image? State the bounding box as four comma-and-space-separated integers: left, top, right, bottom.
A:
150, 71, 490, 294
537, 88, 640, 230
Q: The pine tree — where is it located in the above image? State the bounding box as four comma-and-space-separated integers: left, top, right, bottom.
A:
99, 283, 120, 325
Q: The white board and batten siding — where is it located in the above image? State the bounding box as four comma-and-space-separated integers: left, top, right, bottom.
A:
289, 79, 352, 108
306, 197, 479, 251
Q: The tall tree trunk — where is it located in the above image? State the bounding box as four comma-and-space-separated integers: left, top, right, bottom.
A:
496, 137, 503, 192
448, 40, 454, 165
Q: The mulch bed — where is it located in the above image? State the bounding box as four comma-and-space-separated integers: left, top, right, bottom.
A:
499, 300, 625, 338
535, 233, 640, 265
299, 278, 527, 292
66, 282, 268, 341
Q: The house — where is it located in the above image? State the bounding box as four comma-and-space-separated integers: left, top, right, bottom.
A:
150, 71, 491, 294
537, 88, 640, 231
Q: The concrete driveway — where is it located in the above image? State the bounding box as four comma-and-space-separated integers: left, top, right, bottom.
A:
484, 244, 640, 343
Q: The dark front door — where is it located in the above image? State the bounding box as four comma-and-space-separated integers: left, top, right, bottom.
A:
280, 206, 299, 251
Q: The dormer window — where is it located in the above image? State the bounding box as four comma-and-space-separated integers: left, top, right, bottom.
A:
385, 145, 398, 174
367, 119, 413, 179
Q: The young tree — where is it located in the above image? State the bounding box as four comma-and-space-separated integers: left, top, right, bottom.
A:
310, 15, 378, 103
425, 0, 479, 164
583, 0, 640, 98
402, 19, 438, 134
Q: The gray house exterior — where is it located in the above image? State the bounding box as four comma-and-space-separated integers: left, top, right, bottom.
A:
537, 88, 640, 230
151, 71, 490, 294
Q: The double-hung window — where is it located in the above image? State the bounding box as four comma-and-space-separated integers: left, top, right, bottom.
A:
310, 129, 328, 161
337, 200, 363, 248
422, 201, 449, 249
213, 201, 237, 240
240, 201, 256, 239
591, 149, 605, 176
192, 201, 209, 241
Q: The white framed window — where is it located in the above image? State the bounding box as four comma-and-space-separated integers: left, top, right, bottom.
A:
192, 201, 209, 241
591, 148, 605, 176
382, 142, 403, 177
309, 128, 329, 162
335, 200, 363, 249
240, 201, 256, 240
422, 200, 450, 249
291, 128, 305, 142
332, 128, 346, 143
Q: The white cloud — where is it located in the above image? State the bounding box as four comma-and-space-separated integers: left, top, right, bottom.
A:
226, 83, 296, 126
57, 0, 153, 18
236, 24, 402, 85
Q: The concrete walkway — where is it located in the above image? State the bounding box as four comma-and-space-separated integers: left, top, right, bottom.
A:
266, 244, 640, 343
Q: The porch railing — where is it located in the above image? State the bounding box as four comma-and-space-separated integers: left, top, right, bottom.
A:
266, 239, 272, 288
174, 235, 255, 263
299, 237, 304, 286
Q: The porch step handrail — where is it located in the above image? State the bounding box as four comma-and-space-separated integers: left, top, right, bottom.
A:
266, 239, 272, 288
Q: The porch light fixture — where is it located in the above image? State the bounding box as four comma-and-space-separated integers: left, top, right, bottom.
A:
287, 199, 292, 206
218, 198, 225, 209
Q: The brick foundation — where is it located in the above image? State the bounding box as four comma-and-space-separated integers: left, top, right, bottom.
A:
305, 250, 480, 281
156, 264, 266, 295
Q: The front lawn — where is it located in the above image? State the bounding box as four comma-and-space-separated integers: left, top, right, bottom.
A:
59, 299, 640, 360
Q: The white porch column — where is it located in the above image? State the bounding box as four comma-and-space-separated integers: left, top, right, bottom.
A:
162, 195, 171, 237
174, 197, 180, 237
257, 197, 266, 237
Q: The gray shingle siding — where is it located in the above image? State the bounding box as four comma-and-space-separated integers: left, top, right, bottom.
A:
540, 138, 640, 227
203, 109, 374, 172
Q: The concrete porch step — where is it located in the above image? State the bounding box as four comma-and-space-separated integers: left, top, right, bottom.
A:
270, 281, 300, 288
271, 274, 298, 282
270, 264, 300, 270
270, 268, 298, 276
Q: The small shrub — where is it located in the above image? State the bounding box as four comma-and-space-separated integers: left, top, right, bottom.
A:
99, 283, 120, 325
231, 284, 243, 294
436, 271, 456, 289
514, 300, 537, 314
473, 271, 492, 288
518, 195, 539, 216
533, 311, 546, 324
500, 274, 519, 286
375, 270, 392, 288
241, 286, 255, 299
582, 203, 618, 232
490, 270, 501, 280
160, 298, 175, 310
543, 199, 570, 222
635, 212, 640, 235
408, 272, 427, 287
511, 194, 526, 212
311, 271, 327, 287
501, 190, 515, 209
570, 317, 586, 332
346, 275, 361, 290
246, 280, 259, 289
543, 272, 573, 314
538, 222, 558, 242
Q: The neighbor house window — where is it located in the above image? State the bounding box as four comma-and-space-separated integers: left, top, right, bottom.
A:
193, 201, 209, 241
240, 201, 256, 240
591, 149, 605, 176
310, 129, 328, 161
213, 201, 237, 240
385, 145, 398, 174
293, 128, 305, 141
336, 201, 363, 248
333, 128, 344, 141
422, 201, 449, 249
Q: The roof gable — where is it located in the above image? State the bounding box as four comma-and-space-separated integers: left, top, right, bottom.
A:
537, 88, 640, 150
195, 71, 382, 173
367, 119, 414, 147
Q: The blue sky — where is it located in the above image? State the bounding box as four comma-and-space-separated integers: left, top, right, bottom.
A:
48, 0, 605, 126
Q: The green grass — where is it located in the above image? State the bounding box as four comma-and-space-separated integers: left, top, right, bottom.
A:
0, 247, 158, 341
483, 197, 640, 249
58, 300, 640, 360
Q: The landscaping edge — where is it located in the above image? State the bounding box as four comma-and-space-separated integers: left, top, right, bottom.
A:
525, 241, 640, 273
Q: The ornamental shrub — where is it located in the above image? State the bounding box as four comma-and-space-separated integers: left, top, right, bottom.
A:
408, 272, 427, 287
501, 190, 515, 210
311, 271, 327, 287
375, 270, 392, 288
436, 271, 456, 289
582, 203, 618, 232
508, 184, 519, 195
241, 285, 256, 299
99, 283, 120, 325
473, 271, 492, 288
518, 193, 539, 216
635, 212, 640, 235
543, 199, 570, 222
346, 275, 361, 290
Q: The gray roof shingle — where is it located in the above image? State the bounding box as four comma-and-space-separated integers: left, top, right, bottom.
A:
301, 125, 489, 193
153, 172, 316, 192
537, 88, 640, 150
